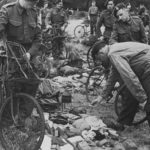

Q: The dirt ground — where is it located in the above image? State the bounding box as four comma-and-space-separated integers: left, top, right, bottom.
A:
70, 39, 150, 149
0, 16, 149, 150
72, 92, 150, 148
65, 14, 150, 147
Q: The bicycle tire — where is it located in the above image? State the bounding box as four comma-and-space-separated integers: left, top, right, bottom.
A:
115, 85, 147, 126
0, 93, 45, 150
87, 40, 103, 68
85, 66, 105, 102
74, 25, 85, 38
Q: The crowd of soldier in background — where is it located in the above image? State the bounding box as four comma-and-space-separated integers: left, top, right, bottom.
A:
0, 0, 150, 59
88, 0, 150, 45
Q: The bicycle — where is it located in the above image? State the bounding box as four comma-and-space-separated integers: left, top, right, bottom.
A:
86, 69, 147, 126
86, 46, 147, 126
36, 24, 68, 79
0, 41, 45, 150
74, 19, 90, 38
86, 40, 100, 68
85, 66, 109, 103
43, 23, 69, 59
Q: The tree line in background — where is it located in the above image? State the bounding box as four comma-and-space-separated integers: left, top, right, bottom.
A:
0, 0, 150, 11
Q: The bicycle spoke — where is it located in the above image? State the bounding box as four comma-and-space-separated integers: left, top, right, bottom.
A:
0, 93, 45, 150
86, 66, 106, 102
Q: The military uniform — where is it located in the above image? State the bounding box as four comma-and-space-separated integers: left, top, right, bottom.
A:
101, 42, 150, 126
0, 2, 42, 115
88, 5, 98, 35
96, 9, 115, 43
109, 16, 147, 44
45, 7, 67, 59
0, 2, 42, 56
41, 7, 50, 29
45, 7, 67, 27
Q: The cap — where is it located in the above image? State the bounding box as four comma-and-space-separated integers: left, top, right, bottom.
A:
113, 3, 126, 18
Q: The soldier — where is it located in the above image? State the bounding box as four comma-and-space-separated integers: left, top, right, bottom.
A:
45, 0, 68, 31
0, 0, 42, 115
96, 0, 115, 44
45, 0, 68, 59
88, 0, 98, 35
138, 6, 150, 44
92, 41, 150, 129
110, 3, 147, 44
40, 2, 50, 29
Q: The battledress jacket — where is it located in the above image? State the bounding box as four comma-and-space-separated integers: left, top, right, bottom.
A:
101, 42, 150, 103
0, 2, 42, 56
96, 9, 115, 38
109, 16, 147, 44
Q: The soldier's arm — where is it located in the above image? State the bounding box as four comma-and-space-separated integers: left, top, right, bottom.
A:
101, 67, 118, 100
145, 14, 150, 27
28, 17, 42, 56
0, 7, 8, 37
88, 7, 91, 15
96, 13, 104, 37
63, 10, 68, 25
109, 23, 118, 45
109, 52, 147, 103
62, 12, 68, 31
139, 18, 148, 43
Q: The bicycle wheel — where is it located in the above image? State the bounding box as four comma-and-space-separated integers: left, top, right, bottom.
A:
74, 25, 85, 38
115, 85, 147, 126
85, 66, 106, 102
0, 93, 45, 150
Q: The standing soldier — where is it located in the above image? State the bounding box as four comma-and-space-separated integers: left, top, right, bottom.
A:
110, 3, 147, 44
40, 2, 50, 29
0, 0, 42, 115
45, 0, 68, 59
88, 0, 98, 35
96, 0, 115, 44
138, 6, 150, 44
45, 0, 68, 31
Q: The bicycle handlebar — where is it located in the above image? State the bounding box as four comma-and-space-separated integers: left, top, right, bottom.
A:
0, 41, 40, 79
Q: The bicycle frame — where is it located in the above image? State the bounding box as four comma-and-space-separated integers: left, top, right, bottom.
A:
0, 41, 40, 106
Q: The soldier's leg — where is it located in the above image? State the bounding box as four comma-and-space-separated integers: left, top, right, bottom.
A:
20, 81, 39, 117
141, 76, 150, 126
90, 18, 94, 35
117, 87, 139, 126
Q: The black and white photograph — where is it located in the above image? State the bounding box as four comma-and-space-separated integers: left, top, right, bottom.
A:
0, 0, 150, 149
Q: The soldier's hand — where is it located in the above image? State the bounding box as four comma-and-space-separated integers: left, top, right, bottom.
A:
98, 36, 104, 41
24, 52, 31, 61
